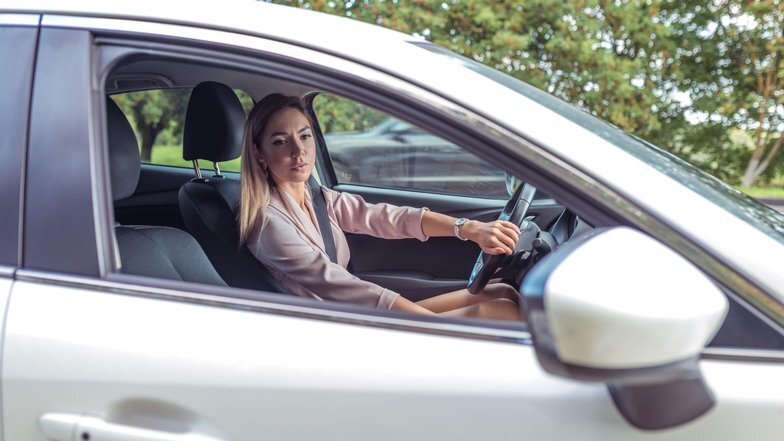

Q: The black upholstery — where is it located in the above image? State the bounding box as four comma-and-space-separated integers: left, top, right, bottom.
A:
116, 225, 226, 285
183, 81, 246, 162
178, 82, 286, 293
106, 97, 141, 200
107, 97, 226, 286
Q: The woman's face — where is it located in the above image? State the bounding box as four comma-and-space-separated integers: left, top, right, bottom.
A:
257, 107, 316, 187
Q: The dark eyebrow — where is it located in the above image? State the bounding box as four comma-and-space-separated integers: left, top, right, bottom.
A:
268, 126, 311, 138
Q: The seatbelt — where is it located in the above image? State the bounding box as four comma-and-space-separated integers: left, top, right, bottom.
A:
307, 176, 338, 264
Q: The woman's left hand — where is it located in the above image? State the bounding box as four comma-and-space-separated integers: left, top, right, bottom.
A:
463, 220, 521, 255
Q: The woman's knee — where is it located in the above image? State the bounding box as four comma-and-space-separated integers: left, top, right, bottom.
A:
476, 298, 521, 321
482, 283, 520, 303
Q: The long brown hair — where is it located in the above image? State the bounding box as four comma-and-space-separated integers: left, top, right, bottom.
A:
238, 93, 313, 246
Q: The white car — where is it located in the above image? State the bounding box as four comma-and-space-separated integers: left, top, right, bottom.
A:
1, 1, 782, 440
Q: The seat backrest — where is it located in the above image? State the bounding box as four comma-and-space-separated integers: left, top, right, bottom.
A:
179, 82, 286, 293
106, 96, 226, 286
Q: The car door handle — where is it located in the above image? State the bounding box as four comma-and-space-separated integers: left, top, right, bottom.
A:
40, 412, 226, 441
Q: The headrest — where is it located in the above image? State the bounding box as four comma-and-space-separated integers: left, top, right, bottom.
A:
106, 97, 141, 201
183, 81, 246, 163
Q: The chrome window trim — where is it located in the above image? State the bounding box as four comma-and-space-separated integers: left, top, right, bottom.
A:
42, 15, 784, 331
0, 265, 15, 278
14, 269, 532, 345
0, 13, 39, 26
702, 347, 784, 363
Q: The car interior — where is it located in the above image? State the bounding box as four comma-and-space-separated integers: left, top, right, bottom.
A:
105, 55, 572, 303
103, 52, 784, 349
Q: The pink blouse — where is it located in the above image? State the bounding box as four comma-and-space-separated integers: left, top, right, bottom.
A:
248, 186, 429, 309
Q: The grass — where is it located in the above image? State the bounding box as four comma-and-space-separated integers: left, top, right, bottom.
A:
148, 144, 242, 173
737, 186, 784, 199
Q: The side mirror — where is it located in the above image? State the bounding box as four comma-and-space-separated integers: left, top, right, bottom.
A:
521, 227, 728, 430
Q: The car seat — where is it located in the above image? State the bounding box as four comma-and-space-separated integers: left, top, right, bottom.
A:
178, 81, 285, 293
107, 96, 227, 285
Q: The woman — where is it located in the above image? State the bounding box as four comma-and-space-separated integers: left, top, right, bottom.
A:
239, 94, 522, 320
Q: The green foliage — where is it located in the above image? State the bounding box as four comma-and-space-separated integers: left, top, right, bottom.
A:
151, 145, 242, 172
313, 93, 387, 132
274, 0, 685, 146
738, 185, 784, 198
112, 89, 191, 162
111, 88, 252, 169
271, 0, 784, 187
235, 88, 255, 115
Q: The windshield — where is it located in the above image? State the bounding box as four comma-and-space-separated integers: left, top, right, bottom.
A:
413, 42, 784, 245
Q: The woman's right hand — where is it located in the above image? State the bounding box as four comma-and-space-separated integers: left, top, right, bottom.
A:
462, 220, 521, 255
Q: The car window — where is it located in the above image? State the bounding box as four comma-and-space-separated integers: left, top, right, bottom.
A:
314, 93, 508, 198
414, 41, 784, 245
110, 88, 253, 173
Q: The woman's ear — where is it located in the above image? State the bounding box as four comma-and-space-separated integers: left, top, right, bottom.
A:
253, 145, 264, 164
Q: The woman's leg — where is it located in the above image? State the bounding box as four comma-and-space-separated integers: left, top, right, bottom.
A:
440, 298, 521, 321
415, 283, 520, 314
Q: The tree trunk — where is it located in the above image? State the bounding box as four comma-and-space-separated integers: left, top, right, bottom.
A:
741, 155, 762, 187
741, 136, 783, 188
139, 125, 161, 163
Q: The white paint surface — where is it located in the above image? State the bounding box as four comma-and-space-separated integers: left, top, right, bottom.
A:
545, 228, 728, 368
3, 282, 782, 441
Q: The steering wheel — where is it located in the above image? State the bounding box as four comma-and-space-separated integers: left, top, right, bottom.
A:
466, 182, 537, 294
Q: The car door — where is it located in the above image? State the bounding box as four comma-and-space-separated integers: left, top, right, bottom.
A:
3, 10, 783, 441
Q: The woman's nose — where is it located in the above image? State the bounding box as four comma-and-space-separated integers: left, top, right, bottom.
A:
291, 139, 306, 156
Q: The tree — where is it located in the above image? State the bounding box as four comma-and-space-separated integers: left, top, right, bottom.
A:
677, 0, 783, 187
112, 89, 190, 162
271, 0, 689, 148
272, 0, 784, 186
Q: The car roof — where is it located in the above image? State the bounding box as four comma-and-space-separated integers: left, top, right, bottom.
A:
1, 0, 420, 63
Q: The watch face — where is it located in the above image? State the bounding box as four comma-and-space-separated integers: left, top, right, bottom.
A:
456, 218, 467, 227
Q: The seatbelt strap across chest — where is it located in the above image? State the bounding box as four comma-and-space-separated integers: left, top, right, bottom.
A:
307, 176, 338, 264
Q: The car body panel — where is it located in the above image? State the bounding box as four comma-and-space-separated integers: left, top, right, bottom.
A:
4, 280, 783, 441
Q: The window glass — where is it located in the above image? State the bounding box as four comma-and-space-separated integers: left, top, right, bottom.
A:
110, 88, 253, 173
314, 93, 508, 198
414, 41, 784, 244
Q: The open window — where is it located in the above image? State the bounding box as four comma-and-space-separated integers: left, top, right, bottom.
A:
98, 40, 537, 331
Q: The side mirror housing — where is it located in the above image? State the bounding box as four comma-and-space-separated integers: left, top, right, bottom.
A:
521, 227, 728, 430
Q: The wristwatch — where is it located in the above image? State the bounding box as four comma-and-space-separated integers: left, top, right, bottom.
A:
454, 217, 469, 241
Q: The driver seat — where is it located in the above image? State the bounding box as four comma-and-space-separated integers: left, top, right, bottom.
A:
177, 81, 286, 293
